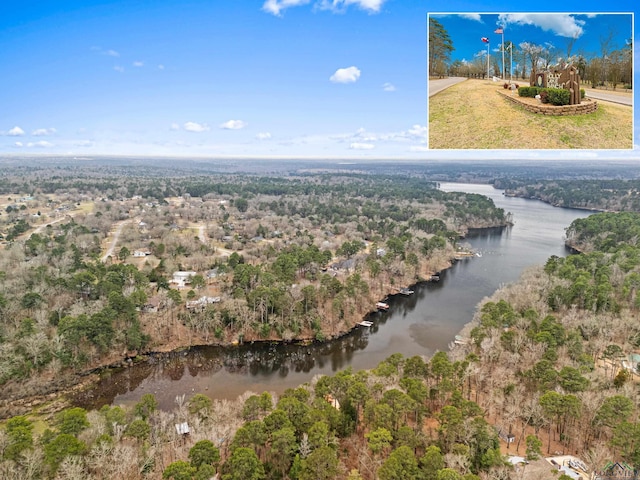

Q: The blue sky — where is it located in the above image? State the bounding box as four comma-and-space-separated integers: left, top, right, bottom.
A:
0, 1, 637, 160
431, 13, 632, 78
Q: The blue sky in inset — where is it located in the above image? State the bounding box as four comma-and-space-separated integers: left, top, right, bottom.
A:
0, 1, 637, 159
431, 13, 631, 78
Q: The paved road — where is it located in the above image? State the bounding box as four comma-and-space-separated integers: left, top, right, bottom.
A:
584, 89, 632, 106
429, 77, 467, 97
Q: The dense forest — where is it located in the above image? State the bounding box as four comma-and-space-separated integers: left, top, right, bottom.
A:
2, 160, 640, 479
2, 203, 640, 479
0, 167, 506, 419
494, 178, 640, 213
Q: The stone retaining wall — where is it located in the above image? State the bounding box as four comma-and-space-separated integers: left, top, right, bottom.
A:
498, 91, 598, 115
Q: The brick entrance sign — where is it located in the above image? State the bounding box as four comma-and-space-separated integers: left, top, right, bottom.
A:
530, 66, 581, 105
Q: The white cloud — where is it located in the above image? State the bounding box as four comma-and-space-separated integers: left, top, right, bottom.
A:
32, 128, 56, 136
184, 122, 210, 133
382, 82, 396, 92
317, 0, 386, 13
263, 0, 385, 15
158, 64, 165, 70
332, 124, 428, 147
27, 141, 54, 148
220, 120, 248, 130
353, 127, 377, 141
14, 142, 23, 147
262, 0, 310, 16
409, 145, 429, 152
74, 140, 94, 147
498, 13, 585, 38
170, 123, 181, 131
105, 49, 120, 57
133, 61, 144, 67
407, 124, 427, 139
459, 13, 483, 22
7, 126, 25, 136
257, 132, 272, 140
349, 142, 375, 150
330, 66, 361, 84
114, 65, 124, 73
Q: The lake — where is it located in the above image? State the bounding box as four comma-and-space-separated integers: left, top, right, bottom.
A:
74, 183, 591, 410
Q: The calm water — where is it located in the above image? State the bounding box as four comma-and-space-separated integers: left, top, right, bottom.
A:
75, 183, 591, 410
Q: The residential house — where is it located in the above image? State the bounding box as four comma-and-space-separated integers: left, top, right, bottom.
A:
172, 271, 197, 288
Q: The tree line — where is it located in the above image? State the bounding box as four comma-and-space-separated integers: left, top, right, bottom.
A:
429, 18, 632, 89
494, 178, 640, 213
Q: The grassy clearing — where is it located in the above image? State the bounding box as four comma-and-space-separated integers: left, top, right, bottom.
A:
429, 79, 633, 149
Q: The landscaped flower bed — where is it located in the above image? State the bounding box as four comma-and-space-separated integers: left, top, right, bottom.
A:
498, 89, 598, 115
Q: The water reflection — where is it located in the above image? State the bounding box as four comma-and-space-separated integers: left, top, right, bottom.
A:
73, 183, 591, 411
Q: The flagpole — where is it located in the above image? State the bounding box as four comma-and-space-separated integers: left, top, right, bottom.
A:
502, 29, 505, 81
487, 42, 490, 80
509, 43, 512, 83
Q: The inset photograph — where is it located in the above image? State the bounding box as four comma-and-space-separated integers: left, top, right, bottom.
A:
428, 13, 633, 149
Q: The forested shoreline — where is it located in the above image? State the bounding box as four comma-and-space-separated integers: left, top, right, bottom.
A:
2, 161, 640, 479
0, 167, 507, 420
2, 203, 640, 478
494, 178, 640, 213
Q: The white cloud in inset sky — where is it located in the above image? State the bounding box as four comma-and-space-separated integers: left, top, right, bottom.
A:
105, 49, 120, 57
459, 13, 483, 22
32, 128, 56, 136
114, 65, 124, 73
330, 66, 361, 84
257, 132, 272, 140
170, 123, 180, 131
220, 120, 248, 130
498, 13, 585, 38
7, 126, 25, 136
133, 61, 144, 67
184, 122, 210, 132
14, 142, 23, 147
382, 82, 396, 91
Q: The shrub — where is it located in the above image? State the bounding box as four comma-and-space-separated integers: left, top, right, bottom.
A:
539, 90, 550, 104
547, 88, 570, 105
580, 88, 585, 99
518, 86, 550, 98
518, 86, 537, 97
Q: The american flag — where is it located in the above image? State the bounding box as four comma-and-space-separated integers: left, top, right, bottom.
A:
494, 28, 504, 34
481, 37, 489, 43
